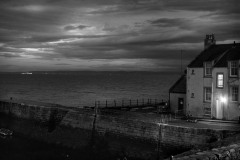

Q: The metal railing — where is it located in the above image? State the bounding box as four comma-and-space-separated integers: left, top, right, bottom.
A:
93, 98, 167, 109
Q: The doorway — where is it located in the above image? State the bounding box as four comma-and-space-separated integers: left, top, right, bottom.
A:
216, 100, 223, 119
178, 98, 184, 111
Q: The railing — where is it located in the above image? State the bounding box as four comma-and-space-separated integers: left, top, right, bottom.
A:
93, 98, 167, 109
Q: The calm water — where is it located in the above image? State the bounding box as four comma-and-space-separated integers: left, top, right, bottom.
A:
0, 71, 179, 107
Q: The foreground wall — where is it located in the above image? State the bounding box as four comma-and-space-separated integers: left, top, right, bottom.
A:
0, 100, 235, 157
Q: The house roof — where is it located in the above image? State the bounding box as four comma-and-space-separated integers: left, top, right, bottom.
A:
214, 45, 240, 67
188, 42, 240, 68
169, 75, 186, 94
188, 44, 232, 68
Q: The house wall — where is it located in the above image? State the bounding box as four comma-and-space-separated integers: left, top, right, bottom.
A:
212, 68, 240, 120
187, 66, 240, 120
169, 93, 186, 113
187, 68, 205, 117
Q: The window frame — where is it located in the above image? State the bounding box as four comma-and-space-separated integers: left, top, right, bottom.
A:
204, 62, 212, 77
229, 61, 238, 77
216, 73, 224, 88
231, 86, 239, 102
204, 87, 212, 102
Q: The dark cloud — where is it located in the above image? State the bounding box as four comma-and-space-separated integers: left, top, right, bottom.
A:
27, 34, 112, 43
64, 25, 76, 31
55, 63, 70, 65
0, 0, 239, 71
102, 25, 117, 32
148, 18, 190, 29
0, 52, 22, 58
64, 25, 91, 31
78, 25, 90, 30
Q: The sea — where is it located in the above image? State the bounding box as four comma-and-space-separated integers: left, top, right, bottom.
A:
0, 71, 179, 108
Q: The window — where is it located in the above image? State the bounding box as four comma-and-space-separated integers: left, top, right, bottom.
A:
217, 73, 224, 88
229, 61, 238, 77
191, 93, 194, 98
191, 69, 195, 75
204, 87, 212, 102
231, 86, 238, 102
205, 62, 212, 76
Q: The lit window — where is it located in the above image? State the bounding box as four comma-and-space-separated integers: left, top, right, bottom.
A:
204, 87, 212, 101
205, 62, 212, 76
229, 61, 238, 77
231, 87, 238, 101
217, 73, 224, 88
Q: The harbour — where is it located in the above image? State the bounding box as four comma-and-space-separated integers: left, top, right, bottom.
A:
1, 99, 240, 159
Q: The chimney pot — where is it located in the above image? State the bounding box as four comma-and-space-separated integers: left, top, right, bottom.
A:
204, 34, 216, 49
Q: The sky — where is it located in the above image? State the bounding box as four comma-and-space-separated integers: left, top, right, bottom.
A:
0, 0, 239, 72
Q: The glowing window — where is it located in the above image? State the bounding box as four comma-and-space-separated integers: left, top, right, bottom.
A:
217, 73, 224, 88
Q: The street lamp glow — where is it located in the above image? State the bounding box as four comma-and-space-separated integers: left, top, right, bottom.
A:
220, 96, 227, 103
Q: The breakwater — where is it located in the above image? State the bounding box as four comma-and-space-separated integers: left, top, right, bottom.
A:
0, 99, 238, 159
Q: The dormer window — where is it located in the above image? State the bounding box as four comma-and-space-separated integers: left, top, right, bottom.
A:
204, 62, 212, 76
229, 61, 238, 77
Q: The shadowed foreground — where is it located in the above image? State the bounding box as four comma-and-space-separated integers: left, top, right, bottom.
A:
0, 132, 145, 160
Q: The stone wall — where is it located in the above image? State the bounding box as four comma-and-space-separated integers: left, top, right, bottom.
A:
170, 144, 240, 160
0, 100, 237, 158
169, 133, 240, 160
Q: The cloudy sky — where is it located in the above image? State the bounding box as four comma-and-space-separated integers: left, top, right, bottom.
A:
0, 0, 239, 72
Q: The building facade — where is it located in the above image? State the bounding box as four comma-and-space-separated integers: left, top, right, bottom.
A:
186, 34, 240, 120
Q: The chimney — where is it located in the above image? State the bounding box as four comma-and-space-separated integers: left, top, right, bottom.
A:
204, 34, 216, 49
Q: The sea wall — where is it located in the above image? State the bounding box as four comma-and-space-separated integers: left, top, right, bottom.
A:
168, 133, 240, 160
0, 100, 236, 158
170, 144, 240, 160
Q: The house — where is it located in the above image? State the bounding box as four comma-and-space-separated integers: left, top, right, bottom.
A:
170, 34, 240, 120
169, 74, 186, 114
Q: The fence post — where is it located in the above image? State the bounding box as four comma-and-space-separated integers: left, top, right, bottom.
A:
155, 99, 157, 105
150, 99, 152, 104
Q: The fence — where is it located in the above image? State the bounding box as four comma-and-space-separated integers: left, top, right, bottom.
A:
93, 98, 167, 109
